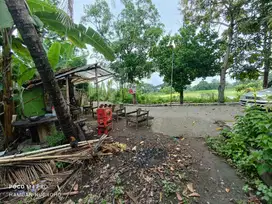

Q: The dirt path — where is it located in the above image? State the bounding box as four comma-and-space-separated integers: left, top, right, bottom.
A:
64, 105, 247, 203
126, 105, 243, 137
73, 104, 248, 204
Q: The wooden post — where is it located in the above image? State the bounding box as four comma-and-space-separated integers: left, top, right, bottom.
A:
66, 77, 70, 113
2, 28, 14, 147
95, 67, 99, 107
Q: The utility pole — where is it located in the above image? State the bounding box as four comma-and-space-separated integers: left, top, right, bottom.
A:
168, 40, 175, 107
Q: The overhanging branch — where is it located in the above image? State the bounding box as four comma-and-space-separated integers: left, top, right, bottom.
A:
210, 21, 229, 27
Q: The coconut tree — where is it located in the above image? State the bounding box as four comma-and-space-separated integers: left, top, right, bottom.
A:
0, 0, 115, 145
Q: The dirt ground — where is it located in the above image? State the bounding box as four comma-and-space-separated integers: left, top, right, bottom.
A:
66, 105, 248, 204
126, 105, 243, 137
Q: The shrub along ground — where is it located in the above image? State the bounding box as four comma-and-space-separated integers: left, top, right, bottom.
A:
206, 106, 272, 203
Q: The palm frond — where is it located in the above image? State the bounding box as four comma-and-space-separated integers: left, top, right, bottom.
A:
27, 0, 74, 29
34, 11, 115, 61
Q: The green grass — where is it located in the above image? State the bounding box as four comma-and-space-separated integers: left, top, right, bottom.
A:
137, 89, 239, 104
185, 89, 237, 98
158, 89, 237, 98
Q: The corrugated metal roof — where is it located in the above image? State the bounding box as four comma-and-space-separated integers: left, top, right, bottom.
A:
24, 64, 114, 88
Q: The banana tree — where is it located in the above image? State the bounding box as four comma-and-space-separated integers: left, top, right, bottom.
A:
1, 0, 115, 146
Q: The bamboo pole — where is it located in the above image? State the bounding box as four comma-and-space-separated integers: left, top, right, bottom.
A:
0, 139, 101, 160
0, 154, 93, 164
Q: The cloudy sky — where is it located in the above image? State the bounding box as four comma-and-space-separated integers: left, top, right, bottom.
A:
73, 0, 234, 86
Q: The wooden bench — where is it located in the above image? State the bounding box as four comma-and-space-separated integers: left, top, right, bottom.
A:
125, 108, 149, 129
112, 104, 126, 122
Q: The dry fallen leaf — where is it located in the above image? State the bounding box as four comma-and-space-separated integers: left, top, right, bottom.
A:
132, 146, 137, 151
73, 183, 79, 191
144, 176, 153, 183
225, 188, 230, 193
170, 167, 175, 171
140, 141, 144, 145
187, 183, 194, 193
188, 192, 200, 197
176, 192, 183, 201
216, 127, 223, 131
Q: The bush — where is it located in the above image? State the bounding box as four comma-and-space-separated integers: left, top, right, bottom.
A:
46, 128, 66, 147
235, 81, 262, 93
206, 106, 272, 202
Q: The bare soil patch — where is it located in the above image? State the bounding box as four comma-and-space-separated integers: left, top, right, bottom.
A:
66, 119, 247, 204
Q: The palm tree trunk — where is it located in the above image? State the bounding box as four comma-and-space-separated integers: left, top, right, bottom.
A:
5, 0, 77, 139
1, 28, 13, 147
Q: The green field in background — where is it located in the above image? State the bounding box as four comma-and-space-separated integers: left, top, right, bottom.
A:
155, 89, 237, 98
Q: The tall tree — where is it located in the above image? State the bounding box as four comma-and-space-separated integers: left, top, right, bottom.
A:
111, 0, 163, 103
81, 0, 114, 40
5, 0, 78, 139
112, 0, 163, 82
82, 0, 163, 103
151, 25, 221, 103
181, 0, 246, 103
230, 0, 271, 88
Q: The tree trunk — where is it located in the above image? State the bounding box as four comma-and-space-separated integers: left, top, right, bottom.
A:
121, 83, 124, 102
133, 93, 137, 104
263, 29, 271, 89
5, 0, 77, 139
2, 28, 13, 147
218, 21, 234, 103
179, 89, 184, 104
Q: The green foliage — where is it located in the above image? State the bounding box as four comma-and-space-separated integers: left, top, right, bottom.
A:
138, 83, 159, 94
47, 42, 61, 70
46, 128, 66, 147
162, 180, 178, 197
190, 79, 221, 91
108, 0, 163, 83
22, 146, 41, 153
81, 0, 113, 39
151, 25, 221, 103
206, 106, 272, 202
0, 0, 14, 29
235, 80, 262, 93
159, 86, 172, 94
113, 186, 124, 199
55, 161, 68, 169
230, 0, 272, 82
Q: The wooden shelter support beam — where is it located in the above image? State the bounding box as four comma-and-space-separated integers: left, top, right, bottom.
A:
95, 76, 113, 84
95, 66, 99, 107
66, 77, 70, 113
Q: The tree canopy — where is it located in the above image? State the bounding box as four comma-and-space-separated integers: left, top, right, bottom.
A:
151, 25, 221, 103
82, 0, 164, 84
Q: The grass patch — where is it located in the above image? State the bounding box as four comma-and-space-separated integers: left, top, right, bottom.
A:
136, 89, 239, 104
46, 128, 66, 147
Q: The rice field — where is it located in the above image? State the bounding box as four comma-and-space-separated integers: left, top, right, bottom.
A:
138, 89, 239, 104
